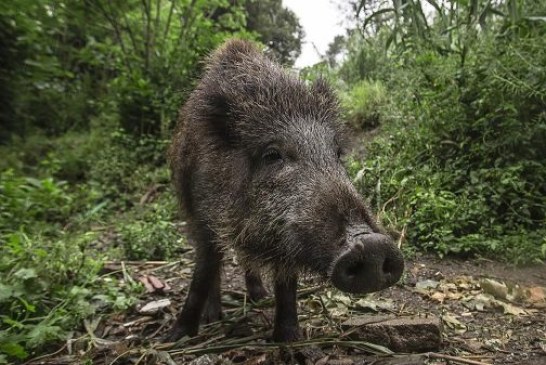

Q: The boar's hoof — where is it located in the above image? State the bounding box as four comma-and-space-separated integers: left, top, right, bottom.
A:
202, 300, 222, 324
272, 325, 301, 343
161, 323, 197, 343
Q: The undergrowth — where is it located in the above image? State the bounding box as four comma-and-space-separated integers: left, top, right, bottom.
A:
0, 126, 181, 362
346, 33, 546, 264
2, 2, 545, 360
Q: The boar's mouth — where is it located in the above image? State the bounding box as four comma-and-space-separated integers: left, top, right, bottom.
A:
329, 233, 404, 294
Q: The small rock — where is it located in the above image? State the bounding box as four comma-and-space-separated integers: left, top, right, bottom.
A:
342, 315, 442, 352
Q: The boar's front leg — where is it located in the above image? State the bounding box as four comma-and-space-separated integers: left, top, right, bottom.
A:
165, 232, 223, 342
272, 273, 300, 342
202, 267, 222, 323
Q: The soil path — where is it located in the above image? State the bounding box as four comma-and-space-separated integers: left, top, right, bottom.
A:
27, 251, 545, 365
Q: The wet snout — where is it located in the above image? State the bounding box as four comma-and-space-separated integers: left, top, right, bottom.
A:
331, 233, 404, 294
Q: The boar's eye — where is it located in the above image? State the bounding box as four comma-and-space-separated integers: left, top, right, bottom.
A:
262, 147, 283, 164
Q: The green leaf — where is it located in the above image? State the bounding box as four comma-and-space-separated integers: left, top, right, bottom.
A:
24, 177, 42, 188
13, 268, 37, 280
2, 316, 25, 329
17, 297, 36, 313
0, 284, 13, 302
0, 342, 27, 359
26, 324, 63, 348
85, 201, 109, 218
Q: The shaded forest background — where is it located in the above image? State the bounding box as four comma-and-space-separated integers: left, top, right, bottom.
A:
0, 0, 544, 362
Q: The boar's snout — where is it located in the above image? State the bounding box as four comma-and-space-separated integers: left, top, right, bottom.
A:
331, 233, 404, 294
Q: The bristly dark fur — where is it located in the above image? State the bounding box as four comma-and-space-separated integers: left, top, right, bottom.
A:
168, 39, 360, 278
165, 39, 403, 343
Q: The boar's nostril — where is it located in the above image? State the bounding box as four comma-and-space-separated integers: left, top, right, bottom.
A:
345, 262, 363, 279
382, 256, 396, 275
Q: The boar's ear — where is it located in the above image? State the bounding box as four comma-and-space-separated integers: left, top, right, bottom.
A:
202, 90, 237, 143
311, 78, 341, 121
311, 77, 337, 106
211, 39, 260, 67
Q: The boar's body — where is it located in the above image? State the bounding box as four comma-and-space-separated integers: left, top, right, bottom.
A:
167, 39, 404, 342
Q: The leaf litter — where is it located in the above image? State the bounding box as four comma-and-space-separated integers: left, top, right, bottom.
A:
23, 254, 546, 365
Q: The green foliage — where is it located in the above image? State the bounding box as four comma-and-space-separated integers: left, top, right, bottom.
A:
0, 0, 305, 360
0, 125, 176, 361
0, 231, 137, 361
87, 128, 170, 204
0, 0, 260, 141
0, 170, 72, 235
342, 80, 387, 130
245, 0, 304, 66
338, 31, 390, 84
344, 1, 546, 263
0, 1, 111, 139
0, 167, 139, 361
324, 35, 347, 68
119, 194, 183, 260
101, 0, 251, 137
0, 15, 25, 142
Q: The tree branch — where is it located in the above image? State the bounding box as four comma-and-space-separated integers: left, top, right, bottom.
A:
94, 1, 133, 72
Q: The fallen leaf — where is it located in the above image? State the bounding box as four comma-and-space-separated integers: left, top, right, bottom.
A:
332, 293, 352, 306
445, 291, 463, 300
149, 275, 169, 290
415, 279, 440, 290
242, 353, 268, 365
353, 298, 378, 311
139, 277, 155, 292
442, 314, 466, 331
123, 316, 153, 327
139, 275, 171, 293
138, 299, 171, 314
353, 298, 395, 311
430, 291, 446, 303
471, 293, 527, 315
525, 286, 546, 307
480, 278, 508, 300
497, 301, 526, 316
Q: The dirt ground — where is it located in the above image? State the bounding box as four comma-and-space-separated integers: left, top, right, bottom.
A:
25, 249, 545, 365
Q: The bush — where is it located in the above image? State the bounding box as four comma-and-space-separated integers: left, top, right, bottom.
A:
116, 74, 165, 138
116, 190, 181, 260
0, 166, 139, 362
350, 31, 546, 263
88, 128, 170, 203
0, 231, 137, 362
342, 80, 387, 130
0, 169, 72, 235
